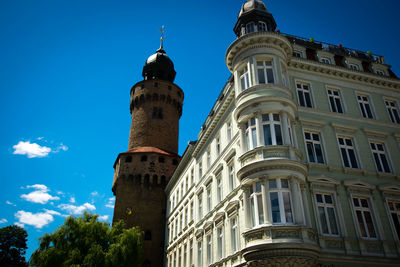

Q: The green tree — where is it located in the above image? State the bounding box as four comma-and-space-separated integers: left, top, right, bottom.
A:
0, 225, 28, 267
30, 212, 142, 267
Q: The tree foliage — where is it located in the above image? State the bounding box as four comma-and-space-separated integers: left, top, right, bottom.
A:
0, 225, 28, 267
30, 212, 142, 267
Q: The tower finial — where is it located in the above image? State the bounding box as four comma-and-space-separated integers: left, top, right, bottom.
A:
159, 25, 165, 50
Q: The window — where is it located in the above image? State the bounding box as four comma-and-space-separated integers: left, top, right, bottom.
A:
198, 195, 203, 219
245, 118, 257, 150
256, 60, 274, 84
246, 22, 255, 33
217, 176, 222, 203
349, 63, 359, 70
352, 197, 377, 238
296, 82, 313, 108
227, 121, 232, 141
338, 137, 359, 168
184, 243, 187, 267
197, 241, 202, 267
179, 213, 183, 232
152, 107, 163, 119
357, 94, 374, 119
189, 240, 193, 265
190, 201, 194, 221
207, 149, 211, 169
249, 182, 264, 226
178, 248, 181, 267
145, 230, 152, 240
206, 186, 212, 212
262, 113, 283, 146
125, 156, 132, 162
258, 21, 267, 31
269, 178, 293, 224
293, 51, 302, 58
231, 217, 238, 253
327, 89, 344, 113
141, 155, 147, 162
217, 227, 224, 260
206, 234, 212, 265
185, 176, 189, 192
239, 66, 250, 90
198, 162, 203, 178
304, 132, 325, 164
385, 100, 400, 123
376, 70, 385, 76
190, 168, 194, 186
229, 164, 235, 191
216, 137, 221, 156
320, 57, 331, 64
315, 193, 339, 235
370, 142, 391, 173
159, 156, 165, 163
184, 207, 188, 226
387, 201, 400, 240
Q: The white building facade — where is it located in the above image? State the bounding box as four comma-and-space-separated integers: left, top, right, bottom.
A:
165, 1, 400, 266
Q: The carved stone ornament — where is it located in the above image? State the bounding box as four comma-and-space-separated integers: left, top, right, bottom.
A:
247, 257, 318, 267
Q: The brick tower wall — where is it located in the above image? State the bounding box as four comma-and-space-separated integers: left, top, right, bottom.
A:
128, 80, 184, 154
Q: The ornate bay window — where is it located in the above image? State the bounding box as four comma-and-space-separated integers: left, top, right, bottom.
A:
239, 66, 250, 91
269, 178, 293, 224
262, 113, 283, 146
246, 118, 257, 150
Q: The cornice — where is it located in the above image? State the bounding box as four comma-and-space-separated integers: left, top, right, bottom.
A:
288, 58, 400, 91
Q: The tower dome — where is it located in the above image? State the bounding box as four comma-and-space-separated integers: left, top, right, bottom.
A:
142, 43, 176, 82
238, 0, 268, 17
233, 0, 277, 38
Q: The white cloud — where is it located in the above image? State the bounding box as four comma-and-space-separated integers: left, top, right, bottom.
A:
43, 209, 61, 216
21, 184, 60, 204
13, 141, 51, 158
6, 201, 16, 206
54, 143, 68, 153
14, 222, 24, 228
105, 197, 115, 209
58, 203, 96, 215
0, 218, 7, 224
15, 210, 54, 229
98, 215, 109, 221
69, 197, 76, 203
91, 191, 98, 197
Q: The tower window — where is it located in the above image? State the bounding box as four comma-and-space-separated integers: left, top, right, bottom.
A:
246, 22, 255, 33
125, 156, 132, 162
152, 107, 163, 119
172, 159, 178, 165
159, 156, 165, 163
144, 230, 152, 240
258, 21, 267, 32
141, 155, 147, 162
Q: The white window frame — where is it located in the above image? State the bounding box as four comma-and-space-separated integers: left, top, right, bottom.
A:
256, 60, 275, 84
216, 175, 222, 203
349, 63, 360, 70
216, 136, 221, 156
239, 66, 250, 91
197, 241, 202, 267
369, 141, 392, 173
198, 194, 203, 220
314, 192, 340, 236
183, 243, 187, 267
304, 131, 325, 164
245, 117, 257, 150
320, 57, 331, 64
268, 178, 294, 224
249, 182, 264, 227
258, 21, 267, 31
230, 216, 239, 253
385, 99, 400, 124
206, 234, 212, 265
296, 82, 313, 108
217, 226, 224, 260
337, 136, 359, 169
293, 50, 303, 58
327, 88, 344, 113
189, 239, 193, 265
228, 163, 236, 192
261, 113, 283, 146
356, 93, 374, 119
386, 199, 400, 241
351, 196, 378, 239
227, 121, 232, 141
206, 185, 212, 213
245, 22, 255, 33
198, 162, 203, 179
190, 201, 194, 222
207, 149, 211, 169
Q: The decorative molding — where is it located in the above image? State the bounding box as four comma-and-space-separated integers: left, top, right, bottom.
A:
362, 128, 388, 139
331, 122, 358, 134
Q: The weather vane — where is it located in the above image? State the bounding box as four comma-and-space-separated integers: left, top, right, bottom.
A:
159, 25, 165, 49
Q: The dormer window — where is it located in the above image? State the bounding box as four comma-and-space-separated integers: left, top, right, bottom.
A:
246, 22, 255, 33
258, 21, 267, 32
349, 63, 360, 71
375, 70, 385, 76
293, 51, 303, 58
320, 57, 331, 64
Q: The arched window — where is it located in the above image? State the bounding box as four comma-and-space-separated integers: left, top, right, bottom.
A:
258, 21, 267, 31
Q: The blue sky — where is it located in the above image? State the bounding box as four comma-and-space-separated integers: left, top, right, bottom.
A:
1, 0, 399, 259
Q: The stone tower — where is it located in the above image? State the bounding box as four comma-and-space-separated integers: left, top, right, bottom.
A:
112, 42, 183, 267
